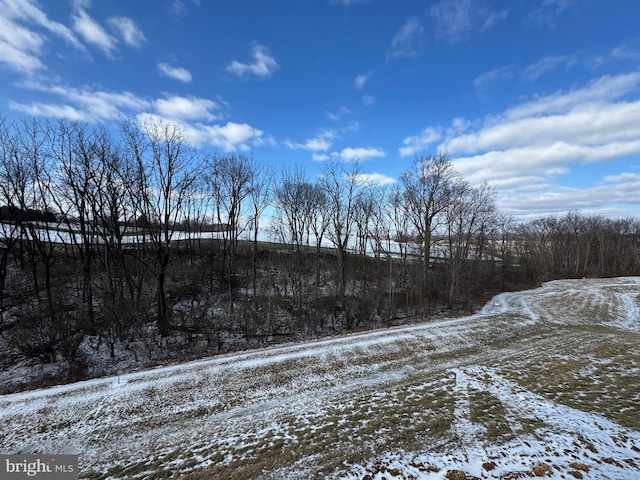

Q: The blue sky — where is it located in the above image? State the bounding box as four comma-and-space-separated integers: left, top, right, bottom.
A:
1, 0, 640, 221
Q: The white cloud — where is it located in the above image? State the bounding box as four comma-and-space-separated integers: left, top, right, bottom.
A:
453, 140, 640, 186
447, 101, 640, 156
137, 113, 269, 151
362, 94, 375, 106
354, 72, 371, 89
154, 96, 220, 122
399, 127, 443, 157
10, 76, 271, 152
326, 106, 350, 121
71, 8, 117, 56
504, 72, 640, 120
606, 44, 640, 63
446, 117, 472, 137
528, 0, 576, 26
107, 16, 145, 49
603, 172, 640, 183
409, 71, 640, 165
8, 100, 86, 120
158, 62, 192, 82
0, 16, 45, 72
524, 54, 576, 81
11, 80, 151, 120
312, 153, 330, 162
192, 121, 270, 151
169, 0, 200, 15
0, 0, 84, 73
334, 147, 385, 162
429, 0, 507, 43
342, 121, 359, 133
285, 130, 336, 152
387, 17, 423, 59
169, 0, 186, 15
330, 0, 368, 5
473, 66, 513, 89
0, 0, 143, 71
225, 43, 278, 79
353, 172, 396, 186
398, 71, 640, 218
482, 8, 509, 30
498, 175, 640, 218
3, 0, 82, 48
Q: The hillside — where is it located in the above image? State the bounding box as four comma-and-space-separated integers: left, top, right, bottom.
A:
1, 277, 640, 479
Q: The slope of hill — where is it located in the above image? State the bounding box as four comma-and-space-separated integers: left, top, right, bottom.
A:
1, 277, 639, 479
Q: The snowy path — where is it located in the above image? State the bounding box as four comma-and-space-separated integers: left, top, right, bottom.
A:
1, 277, 640, 479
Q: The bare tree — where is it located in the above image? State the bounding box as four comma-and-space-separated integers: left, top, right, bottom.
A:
308, 183, 329, 300
444, 180, 496, 304
273, 168, 325, 308
247, 164, 273, 300
319, 161, 363, 301
205, 153, 254, 308
401, 153, 456, 294
122, 118, 200, 336
47, 120, 102, 327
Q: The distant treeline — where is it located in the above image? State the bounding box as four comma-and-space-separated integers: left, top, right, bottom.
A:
0, 205, 57, 223
0, 114, 639, 389
0, 205, 231, 233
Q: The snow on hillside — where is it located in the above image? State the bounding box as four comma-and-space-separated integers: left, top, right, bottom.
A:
1, 277, 639, 479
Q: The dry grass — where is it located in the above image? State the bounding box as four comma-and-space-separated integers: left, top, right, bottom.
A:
468, 389, 513, 441
173, 375, 457, 480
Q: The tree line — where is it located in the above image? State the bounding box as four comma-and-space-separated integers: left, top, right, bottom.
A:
0, 115, 639, 387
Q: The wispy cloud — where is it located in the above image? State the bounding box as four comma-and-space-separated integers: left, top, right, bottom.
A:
285, 130, 336, 152
9, 81, 268, 151
169, 0, 201, 16
107, 16, 146, 49
504, 72, 640, 120
362, 94, 375, 106
158, 62, 192, 82
473, 66, 513, 89
386, 17, 423, 59
524, 54, 576, 81
353, 172, 396, 186
330, 0, 368, 5
5, 0, 82, 47
69, 2, 145, 56
71, 7, 117, 56
0, 15, 46, 73
225, 43, 279, 79
528, 0, 576, 27
399, 127, 443, 157
0, 0, 83, 73
137, 113, 270, 151
446, 74, 640, 157
420, 72, 640, 216
354, 72, 371, 89
588, 43, 640, 69
11, 80, 150, 120
498, 173, 640, 218
398, 71, 640, 216
312, 153, 330, 161
333, 146, 385, 162
154, 95, 220, 122
9, 79, 268, 151
326, 106, 350, 121
429, 0, 508, 43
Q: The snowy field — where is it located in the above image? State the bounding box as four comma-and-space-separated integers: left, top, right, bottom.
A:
1, 277, 640, 479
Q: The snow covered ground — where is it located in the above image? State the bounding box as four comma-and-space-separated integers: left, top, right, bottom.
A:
1, 277, 639, 479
